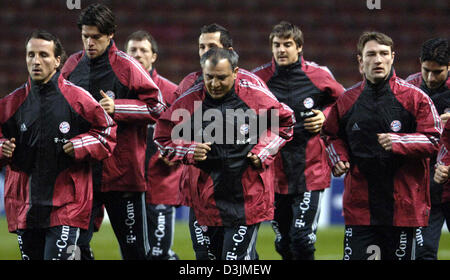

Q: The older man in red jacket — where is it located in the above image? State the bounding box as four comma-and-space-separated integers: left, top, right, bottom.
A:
154, 48, 295, 260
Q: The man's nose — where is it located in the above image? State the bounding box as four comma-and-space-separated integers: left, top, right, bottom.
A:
212, 78, 220, 87
32, 55, 41, 65
374, 53, 383, 63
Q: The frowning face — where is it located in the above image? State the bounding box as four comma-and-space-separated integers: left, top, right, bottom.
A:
421, 60, 449, 90
203, 58, 238, 100
81, 25, 113, 59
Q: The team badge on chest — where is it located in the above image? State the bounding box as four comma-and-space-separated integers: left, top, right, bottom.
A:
390, 120, 401, 132
59, 121, 71, 134
303, 97, 314, 109
240, 123, 249, 135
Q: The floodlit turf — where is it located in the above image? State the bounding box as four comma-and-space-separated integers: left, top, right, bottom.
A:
1, 218, 450, 260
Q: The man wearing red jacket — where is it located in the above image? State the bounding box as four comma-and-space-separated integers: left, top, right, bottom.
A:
252, 21, 345, 260
322, 31, 442, 260
0, 30, 116, 260
154, 48, 295, 260
176, 23, 269, 260
61, 4, 166, 260
125, 30, 181, 260
407, 37, 449, 259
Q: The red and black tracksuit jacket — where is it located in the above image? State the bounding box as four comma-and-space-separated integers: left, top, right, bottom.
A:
252, 57, 345, 194
154, 74, 295, 226
0, 72, 117, 232
323, 69, 442, 227
174, 69, 270, 207
61, 40, 166, 193
411, 71, 450, 203
145, 69, 183, 206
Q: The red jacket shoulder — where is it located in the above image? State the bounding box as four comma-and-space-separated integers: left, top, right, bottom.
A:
61, 51, 84, 79
251, 62, 274, 83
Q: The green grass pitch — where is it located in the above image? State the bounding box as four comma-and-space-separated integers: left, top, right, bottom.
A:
1, 218, 450, 260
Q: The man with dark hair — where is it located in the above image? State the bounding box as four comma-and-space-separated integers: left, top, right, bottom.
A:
174, 23, 264, 99
174, 23, 268, 260
62, 3, 166, 260
252, 21, 345, 260
322, 31, 442, 260
125, 30, 181, 260
154, 47, 295, 260
0, 30, 116, 260
406, 37, 450, 260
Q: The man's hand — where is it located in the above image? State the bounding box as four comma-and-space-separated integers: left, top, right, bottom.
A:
99, 90, 115, 115
434, 164, 450, 184
304, 109, 325, 134
247, 152, 262, 170
158, 154, 177, 167
63, 141, 75, 158
193, 142, 211, 162
440, 113, 450, 126
2, 138, 16, 158
333, 160, 350, 177
377, 133, 392, 151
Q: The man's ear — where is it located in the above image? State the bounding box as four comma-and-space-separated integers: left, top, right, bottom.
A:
233, 67, 239, 78
55, 56, 61, 70
357, 55, 363, 75
151, 53, 158, 64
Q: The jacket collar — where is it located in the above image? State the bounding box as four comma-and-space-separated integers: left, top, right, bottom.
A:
363, 67, 396, 92
149, 67, 158, 80
29, 71, 60, 93
272, 56, 303, 74
203, 83, 237, 105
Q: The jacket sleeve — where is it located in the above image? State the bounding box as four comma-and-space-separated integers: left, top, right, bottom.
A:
437, 121, 450, 166
153, 100, 199, 165
0, 132, 10, 168
0, 85, 27, 168
174, 72, 198, 100
322, 102, 351, 167
320, 75, 346, 119
241, 82, 295, 169
113, 53, 167, 124
390, 90, 442, 157
64, 83, 117, 162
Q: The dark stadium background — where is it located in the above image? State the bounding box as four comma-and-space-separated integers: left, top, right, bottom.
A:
0, 0, 448, 97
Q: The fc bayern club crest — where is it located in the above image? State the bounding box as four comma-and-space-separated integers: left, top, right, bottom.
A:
240, 123, 249, 135
59, 121, 70, 134
390, 120, 401, 132
303, 97, 314, 109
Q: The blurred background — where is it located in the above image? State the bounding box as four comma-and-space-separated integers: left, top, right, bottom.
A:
0, 0, 448, 97
0, 0, 450, 260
